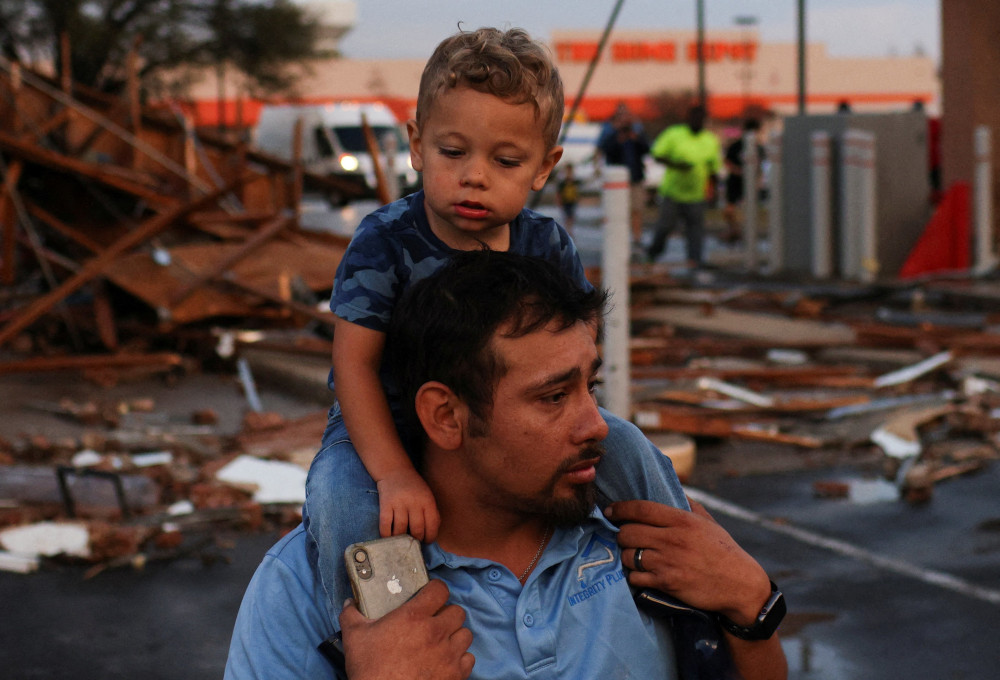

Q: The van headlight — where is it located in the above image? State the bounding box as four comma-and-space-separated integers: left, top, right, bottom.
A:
338, 154, 359, 172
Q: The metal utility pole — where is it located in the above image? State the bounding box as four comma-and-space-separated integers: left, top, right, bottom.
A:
734, 15, 758, 115
797, 0, 807, 114
696, 0, 707, 107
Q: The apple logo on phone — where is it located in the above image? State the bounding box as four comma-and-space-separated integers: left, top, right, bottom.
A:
387, 575, 402, 595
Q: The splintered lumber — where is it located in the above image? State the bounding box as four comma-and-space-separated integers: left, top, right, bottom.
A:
0, 352, 182, 375
648, 386, 870, 414
0, 129, 177, 208
632, 363, 866, 387
1, 159, 24, 285
870, 404, 955, 458
633, 403, 825, 446
167, 214, 293, 306
0, 180, 240, 347
634, 305, 856, 347
106, 237, 344, 325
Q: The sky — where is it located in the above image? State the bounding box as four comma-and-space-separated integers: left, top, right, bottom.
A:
338, 0, 941, 63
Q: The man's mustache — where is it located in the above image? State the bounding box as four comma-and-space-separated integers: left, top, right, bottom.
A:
556, 443, 606, 474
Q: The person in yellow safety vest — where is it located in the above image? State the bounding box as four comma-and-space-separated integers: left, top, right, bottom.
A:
647, 105, 721, 267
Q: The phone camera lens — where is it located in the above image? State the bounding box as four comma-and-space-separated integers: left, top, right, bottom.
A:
354, 549, 367, 563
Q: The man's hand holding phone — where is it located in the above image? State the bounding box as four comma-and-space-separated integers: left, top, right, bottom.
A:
339, 579, 475, 680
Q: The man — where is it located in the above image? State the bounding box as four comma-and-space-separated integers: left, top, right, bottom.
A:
597, 103, 651, 246
647, 105, 721, 267
225, 251, 787, 680
722, 118, 766, 243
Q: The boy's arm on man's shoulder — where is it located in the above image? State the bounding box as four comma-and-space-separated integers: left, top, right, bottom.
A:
332, 320, 412, 483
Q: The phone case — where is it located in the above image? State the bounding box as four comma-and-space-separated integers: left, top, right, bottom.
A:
344, 535, 429, 619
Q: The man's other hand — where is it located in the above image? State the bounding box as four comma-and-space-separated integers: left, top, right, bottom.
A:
605, 498, 772, 627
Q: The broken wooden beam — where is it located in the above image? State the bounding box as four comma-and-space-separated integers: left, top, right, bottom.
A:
0, 352, 183, 375
0, 178, 241, 348
166, 213, 293, 308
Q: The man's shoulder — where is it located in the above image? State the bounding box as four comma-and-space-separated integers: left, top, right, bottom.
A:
255, 525, 320, 589
225, 525, 338, 679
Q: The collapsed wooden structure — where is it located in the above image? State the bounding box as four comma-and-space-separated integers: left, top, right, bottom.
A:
0, 57, 359, 377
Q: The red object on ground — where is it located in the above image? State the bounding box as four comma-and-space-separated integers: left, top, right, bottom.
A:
898, 182, 970, 278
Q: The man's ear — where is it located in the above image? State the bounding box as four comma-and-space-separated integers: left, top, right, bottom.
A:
531, 145, 563, 191
414, 381, 464, 450
406, 119, 424, 173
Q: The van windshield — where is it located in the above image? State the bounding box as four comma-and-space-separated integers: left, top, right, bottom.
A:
332, 126, 407, 153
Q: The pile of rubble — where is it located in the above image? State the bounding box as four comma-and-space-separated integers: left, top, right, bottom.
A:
0, 58, 360, 379
0, 392, 328, 575
628, 268, 1000, 503
0, 60, 361, 574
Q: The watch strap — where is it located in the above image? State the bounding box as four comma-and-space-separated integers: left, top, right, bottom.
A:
716, 580, 785, 641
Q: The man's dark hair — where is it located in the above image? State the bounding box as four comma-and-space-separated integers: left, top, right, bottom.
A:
386, 251, 607, 460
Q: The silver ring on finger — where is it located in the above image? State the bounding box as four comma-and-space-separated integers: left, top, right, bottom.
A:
634, 547, 648, 572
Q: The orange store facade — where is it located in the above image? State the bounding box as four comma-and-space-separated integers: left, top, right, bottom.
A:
172, 28, 939, 129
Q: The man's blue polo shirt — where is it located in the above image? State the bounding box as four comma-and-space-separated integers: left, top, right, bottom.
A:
225, 511, 677, 679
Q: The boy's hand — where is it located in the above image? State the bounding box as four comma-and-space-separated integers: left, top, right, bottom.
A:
377, 468, 441, 542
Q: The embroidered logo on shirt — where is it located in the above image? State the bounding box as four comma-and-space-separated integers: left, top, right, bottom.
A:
567, 535, 626, 606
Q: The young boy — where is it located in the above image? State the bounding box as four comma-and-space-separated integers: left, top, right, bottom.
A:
305, 26, 688, 616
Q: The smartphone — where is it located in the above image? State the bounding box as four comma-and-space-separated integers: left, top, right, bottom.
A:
344, 535, 429, 619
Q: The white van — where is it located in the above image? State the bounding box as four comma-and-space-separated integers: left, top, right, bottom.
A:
253, 102, 418, 202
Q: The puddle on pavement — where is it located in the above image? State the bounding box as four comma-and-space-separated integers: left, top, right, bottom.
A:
781, 636, 859, 678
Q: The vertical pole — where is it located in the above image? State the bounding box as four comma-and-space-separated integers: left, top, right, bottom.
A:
797, 0, 807, 114
974, 125, 998, 272
840, 130, 878, 282
742, 130, 759, 270
767, 132, 784, 273
859, 133, 878, 282
839, 132, 861, 280
810, 131, 832, 278
601, 166, 631, 421
696, 0, 707, 108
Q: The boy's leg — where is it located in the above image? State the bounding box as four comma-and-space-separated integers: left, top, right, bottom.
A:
594, 407, 690, 511
304, 403, 380, 621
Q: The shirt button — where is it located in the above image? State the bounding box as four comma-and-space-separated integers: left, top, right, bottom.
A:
523, 613, 534, 627
488, 568, 502, 581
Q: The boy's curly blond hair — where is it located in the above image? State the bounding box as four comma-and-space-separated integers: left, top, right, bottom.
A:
415, 27, 565, 150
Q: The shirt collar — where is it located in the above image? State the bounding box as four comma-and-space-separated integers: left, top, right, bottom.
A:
423, 506, 618, 572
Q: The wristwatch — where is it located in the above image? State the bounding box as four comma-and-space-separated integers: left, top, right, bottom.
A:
716, 580, 786, 641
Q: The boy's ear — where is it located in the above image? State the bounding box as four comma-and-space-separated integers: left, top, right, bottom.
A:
414, 381, 464, 450
532, 145, 564, 191
406, 119, 424, 173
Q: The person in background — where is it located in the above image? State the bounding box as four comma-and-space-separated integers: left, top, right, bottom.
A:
722, 118, 766, 244
556, 162, 580, 234
647, 105, 721, 268
597, 103, 650, 247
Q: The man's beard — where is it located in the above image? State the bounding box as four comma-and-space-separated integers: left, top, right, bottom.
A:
517, 443, 604, 528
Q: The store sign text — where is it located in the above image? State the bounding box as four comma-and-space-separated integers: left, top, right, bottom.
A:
555, 40, 758, 64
